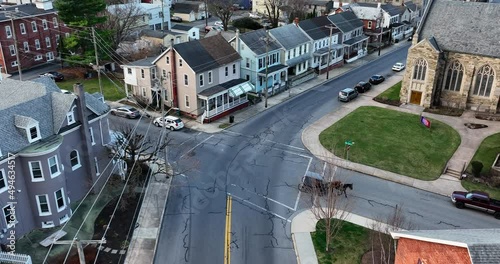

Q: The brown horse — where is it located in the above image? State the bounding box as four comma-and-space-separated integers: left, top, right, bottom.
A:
330, 181, 353, 197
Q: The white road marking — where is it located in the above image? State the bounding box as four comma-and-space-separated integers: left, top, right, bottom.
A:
322, 161, 327, 177
293, 191, 301, 211
264, 139, 305, 151
304, 157, 313, 176
180, 135, 214, 158
230, 184, 295, 211
230, 193, 292, 222
180, 173, 187, 178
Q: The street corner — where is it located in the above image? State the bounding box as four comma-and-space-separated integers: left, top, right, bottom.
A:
290, 208, 319, 234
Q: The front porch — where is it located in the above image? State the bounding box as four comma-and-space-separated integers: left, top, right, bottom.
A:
198, 79, 254, 123
313, 44, 344, 73
343, 35, 369, 63
257, 64, 288, 97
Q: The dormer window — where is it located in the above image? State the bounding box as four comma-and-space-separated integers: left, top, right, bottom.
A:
67, 106, 76, 125
29, 126, 39, 140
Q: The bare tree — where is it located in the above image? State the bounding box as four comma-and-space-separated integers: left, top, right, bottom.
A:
208, 0, 235, 31
100, 3, 145, 50
264, 0, 284, 28
286, 0, 308, 22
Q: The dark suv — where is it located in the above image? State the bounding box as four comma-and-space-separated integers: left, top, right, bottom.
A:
354, 81, 372, 93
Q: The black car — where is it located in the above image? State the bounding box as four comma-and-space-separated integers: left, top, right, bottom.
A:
354, 81, 372, 93
40, 71, 64, 82
369, 75, 385, 84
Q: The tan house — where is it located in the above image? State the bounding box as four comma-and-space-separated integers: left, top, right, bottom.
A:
391, 229, 500, 264
140, 29, 190, 49
122, 57, 159, 105
400, 0, 500, 113
154, 34, 255, 122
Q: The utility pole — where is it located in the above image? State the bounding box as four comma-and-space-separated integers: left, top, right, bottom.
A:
160, 78, 169, 177
91, 27, 103, 96
378, 9, 384, 56
161, 0, 165, 31
53, 239, 106, 264
325, 25, 337, 80
260, 30, 275, 108
7, 11, 22, 81
205, 0, 208, 28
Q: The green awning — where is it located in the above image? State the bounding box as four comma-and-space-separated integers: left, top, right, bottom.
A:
228, 82, 254, 97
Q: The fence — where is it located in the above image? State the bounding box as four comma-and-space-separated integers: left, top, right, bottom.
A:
0, 252, 32, 264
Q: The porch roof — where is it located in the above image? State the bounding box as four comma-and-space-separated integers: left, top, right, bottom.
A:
313, 44, 343, 56
228, 82, 254, 97
343, 35, 369, 46
258, 64, 288, 75
286, 54, 311, 67
198, 78, 248, 97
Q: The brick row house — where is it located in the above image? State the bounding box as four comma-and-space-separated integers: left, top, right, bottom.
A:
0, 1, 70, 75
0, 77, 113, 243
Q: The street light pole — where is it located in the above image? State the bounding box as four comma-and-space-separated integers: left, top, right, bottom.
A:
325, 25, 336, 80
260, 30, 275, 108
91, 27, 103, 96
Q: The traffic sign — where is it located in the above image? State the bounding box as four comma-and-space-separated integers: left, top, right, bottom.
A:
345, 140, 354, 146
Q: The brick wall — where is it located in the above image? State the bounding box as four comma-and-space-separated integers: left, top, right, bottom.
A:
395, 238, 472, 264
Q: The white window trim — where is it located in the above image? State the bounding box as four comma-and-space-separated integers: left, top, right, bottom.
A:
59, 214, 69, 225
20, 23, 26, 34
3, 204, 17, 228
41, 221, 55, 228
42, 19, 48, 30
36, 194, 52, 216
67, 106, 76, 125
35, 39, 41, 50
48, 155, 61, 178
70, 150, 81, 171
31, 21, 37, 32
54, 188, 67, 212
29, 161, 44, 182
199, 74, 204, 87
45, 37, 51, 48
5, 25, 12, 38
185, 95, 190, 108
0, 169, 7, 193
89, 127, 96, 145
94, 157, 100, 176
27, 124, 41, 143
208, 71, 213, 84
53, 17, 59, 28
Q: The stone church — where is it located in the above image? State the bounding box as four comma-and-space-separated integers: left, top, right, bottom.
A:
400, 0, 500, 113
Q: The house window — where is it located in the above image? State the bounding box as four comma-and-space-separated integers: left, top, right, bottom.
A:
70, 150, 81, 170
233, 64, 236, 74
127, 68, 132, 74
151, 68, 157, 79
35, 55, 43, 61
443, 61, 464, 92
42, 19, 48, 30
36, 195, 51, 216
31, 21, 37, 32
3, 204, 15, 228
368, 21, 372, 29
11, 61, 18, 67
9, 45, 16, 56
35, 39, 41, 50
142, 87, 147, 97
141, 69, 145, 78
412, 58, 427, 81
0, 169, 7, 193
162, 69, 167, 78
208, 71, 212, 83
5, 25, 12, 38
67, 108, 75, 125
185, 95, 190, 108
20, 23, 26, 34
54, 189, 66, 212
29, 161, 44, 181
258, 58, 263, 69
473, 65, 495, 97
94, 157, 100, 176
48, 155, 60, 178
28, 125, 41, 142
166, 56, 170, 64
246, 58, 250, 68
179, 59, 183, 67
42, 221, 55, 228
192, 31, 195, 37
56, 34, 60, 45
199, 74, 204, 86
45, 37, 51, 48
24, 42, 29, 52
53, 17, 59, 28
184, 74, 188, 85
89, 127, 95, 145
225, 66, 228, 76
46, 52, 54, 61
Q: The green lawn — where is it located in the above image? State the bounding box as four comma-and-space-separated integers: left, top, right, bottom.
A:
462, 180, 500, 200
311, 220, 370, 264
57, 77, 126, 101
319, 106, 461, 180
467, 133, 500, 175
374, 81, 401, 101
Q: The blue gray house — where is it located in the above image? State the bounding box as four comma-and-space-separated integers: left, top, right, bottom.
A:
328, 11, 369, 63
0, 77, 112, 242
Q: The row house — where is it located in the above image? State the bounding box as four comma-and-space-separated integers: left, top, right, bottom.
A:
0, 77, 112, 242
171, 24, 200, 41
122, 57, 159, 105
298, 16, 344, 74
171, 1, 206, 22
233, 29, 287, 96
106, 2, 172, 32
154, 34, 254, 122
328, 11, 369, 63
380, 3, 408, 42
0, 1, 71, 75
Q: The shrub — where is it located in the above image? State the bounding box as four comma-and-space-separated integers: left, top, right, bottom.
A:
233, 17, 263, 30
471, 161, 484, 177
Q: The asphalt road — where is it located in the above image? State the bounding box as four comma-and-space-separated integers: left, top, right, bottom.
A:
109, 45, 500, 264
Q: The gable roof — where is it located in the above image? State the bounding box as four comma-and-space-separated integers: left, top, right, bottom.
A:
299, 16, 341, 40
239, 29, 283, 55
269, 24, 311, 50
123, 57, 156, 67
171, 24, 194, 32
392, 229, 500, 264
205, 30, 236, 42
173, 2, 199, 13
350, 3, 383, 20
418, 0, 500, 58
0, 3, 56, 22
327, 11, 363, 33
141, 29, 183, 39
381, 4, 403, 16
174, 34, 240, 73
404, 1, 417, 12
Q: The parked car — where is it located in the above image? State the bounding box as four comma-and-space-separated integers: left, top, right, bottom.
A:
354, 81, 372, 93
214, 21, 223, 26
369, 75, 385, 85
338, 88, 358, 102
392, 62, 405, 72
40, 71, 64, 82
153, 115, 185, 131
249, 12, 262, 19
171, 16, 183, 22
205, 25, 223, 32
451, 190, 500, 219
110, 106, 141, 119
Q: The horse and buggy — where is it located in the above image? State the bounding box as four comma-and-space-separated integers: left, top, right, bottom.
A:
298, 171, 353, 197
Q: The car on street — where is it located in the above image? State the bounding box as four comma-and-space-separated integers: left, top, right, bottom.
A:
214, 21, 223, 26
110, 106, 141, 119
392, 62, 405, 72
40, 71, 64, 82
249, 12, 262, 19
153, 115, 185, 131
354, 81, 372, 93
369, 75, 385, 84
205, 25, 223, 32
338, 88, 358, 102
451, 190, 500, 219
171, 16, 183, 22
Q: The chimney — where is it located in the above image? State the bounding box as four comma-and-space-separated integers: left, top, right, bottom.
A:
73, 83, 98, 181
293, 17, 299, 26
378, 3, 381, 9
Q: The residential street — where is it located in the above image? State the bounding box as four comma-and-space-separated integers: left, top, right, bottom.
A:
109, 46, 500, 264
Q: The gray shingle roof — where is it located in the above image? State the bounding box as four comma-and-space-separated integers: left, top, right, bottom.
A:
404, 1, 417, 12
171, 24, 194, 32
239, 29, 283, 55
173, 3, 198, 13
0, 3, 56, 22
327, 11, 363, 33
381, 4, 403, 16
269, 24, 311, 50
141, 29, 183, 39
174, 34, 241, 73
299, 16, 341, 40
418, 0, 500, 58
0, 78, 109, 155
392, 229, 500, 264
124, 57, 156, 67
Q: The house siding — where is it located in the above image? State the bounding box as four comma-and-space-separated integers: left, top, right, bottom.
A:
395, 238, 471, 264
